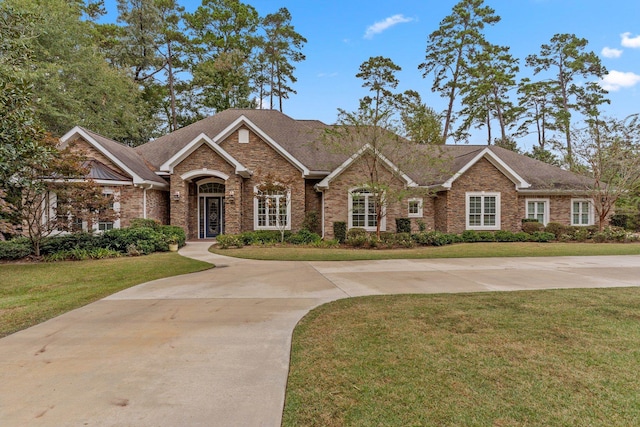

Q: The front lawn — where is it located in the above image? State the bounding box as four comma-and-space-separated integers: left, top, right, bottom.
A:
283, 289, 640, 426
212, 242, 640, 261
0, 252, 212, 337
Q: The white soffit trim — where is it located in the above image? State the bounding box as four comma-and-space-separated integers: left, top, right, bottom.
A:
214, 115, 310, 176
160, 133, 251, 177
180, 169, 230, 181
60, 127, 140, 184
316, 144, 417, 190
442, 147, 530, 189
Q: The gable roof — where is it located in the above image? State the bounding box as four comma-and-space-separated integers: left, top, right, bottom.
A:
135, 109, 340, 176
433, 145, 593, 191
316, 143, 418, 190
60, 127, 168, 188
159, 133, 251, 177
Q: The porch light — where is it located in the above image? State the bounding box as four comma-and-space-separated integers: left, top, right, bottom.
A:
228, 190, 235, 203
173, 191, 180, 201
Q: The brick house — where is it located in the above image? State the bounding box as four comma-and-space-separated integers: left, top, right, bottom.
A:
60, 109, 600, 239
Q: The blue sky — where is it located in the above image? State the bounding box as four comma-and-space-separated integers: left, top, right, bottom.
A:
102, 0, 640, 145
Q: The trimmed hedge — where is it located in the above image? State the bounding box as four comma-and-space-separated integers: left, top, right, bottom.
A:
333, 222, 347, 243
396, 218, 411, 233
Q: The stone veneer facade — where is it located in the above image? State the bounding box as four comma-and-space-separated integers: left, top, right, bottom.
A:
170, 126, 306, 239
434, 157, 521, 234
321, 153, 435, 238
67, 128, 604, 239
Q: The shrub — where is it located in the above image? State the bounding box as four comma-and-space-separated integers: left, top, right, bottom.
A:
544, 222, 568, 239
333, 222, 347, 243
494, 230, 519, 242
461, 230, 480, 242
345, 229, 369, 247
572, 227, 590, 242
395, 232, 415, 248
158, 225, 186, 247
302, 210, 321, 234
514, 232, 532, 242
0, 239, 33, 260
597, 226, 631, 242
40, 233, 104, 255
312, 239, 340, 248
522, 221, 544, 234
347, 227, 367, 238
416, 219, 427, 232
375, 232, 396, 248
396, 218, 411, 233
530, 231, 555, 242
287, 229, 321, 245
216, 234, 244, 249
476, 231, 496, 242
129, 218, 161, 230
102, 227, 165, 254
237, 230, 284, 245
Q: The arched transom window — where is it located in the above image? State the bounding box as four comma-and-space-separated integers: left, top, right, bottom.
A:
199, 182, 225, 194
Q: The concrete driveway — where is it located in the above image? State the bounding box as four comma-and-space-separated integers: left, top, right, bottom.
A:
1, 242, 639, 426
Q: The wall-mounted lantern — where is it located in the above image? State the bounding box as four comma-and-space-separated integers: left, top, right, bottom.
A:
173, 191, 181, 201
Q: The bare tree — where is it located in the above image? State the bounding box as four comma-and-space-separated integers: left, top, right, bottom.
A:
573, 115, 640, 231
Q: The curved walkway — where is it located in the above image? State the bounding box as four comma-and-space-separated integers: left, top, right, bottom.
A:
1, 243, 639, 426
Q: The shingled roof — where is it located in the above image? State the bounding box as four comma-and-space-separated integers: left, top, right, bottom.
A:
61, 127, 168, 187
106, 109, 592, 192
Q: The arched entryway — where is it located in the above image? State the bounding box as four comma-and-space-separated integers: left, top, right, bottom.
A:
198, 179, 225, 238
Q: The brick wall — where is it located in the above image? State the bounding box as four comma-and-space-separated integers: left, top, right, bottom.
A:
65, 137, 170, 228
171, 143, 239, 239
170, 127, 307, 239
321, 153, 414, 238
218, 126, 306, 233
441, 157, 520, 234
518, 195, 604, 228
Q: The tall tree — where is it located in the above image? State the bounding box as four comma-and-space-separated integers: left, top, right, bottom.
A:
257, 7, 306, 112
325, 57, 441, 238
186, 0, 259, 113
516, 78, 556, 152
3, 0, 155, 145
457, 43, 519, 145
116, 0, 164, 83
398, 90, 443, 144
418, 0, 500, 143
113, 0, 189, 132
525, 33, 609, 169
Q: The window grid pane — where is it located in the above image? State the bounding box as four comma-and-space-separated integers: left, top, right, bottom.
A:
468, 195, 498, 228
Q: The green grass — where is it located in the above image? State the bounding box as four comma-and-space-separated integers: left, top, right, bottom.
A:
283, 289, 640, 426
212, 242, 640, 261
0, 253, 212, 337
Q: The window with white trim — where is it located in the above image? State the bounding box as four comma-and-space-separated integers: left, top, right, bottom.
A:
98, 193, 116, 231
466, 192, 500, 230
348, 188, 385, 231
526, 198, 549, 225
254, 187, 290, 230
408, 198, 423, 218
571, 199, 593, 226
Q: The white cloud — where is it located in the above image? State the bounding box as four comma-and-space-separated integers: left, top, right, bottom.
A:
601, 47, 623, 58
621, 32, 640, 48
600, 70, 640, 91
364, 14, 413, 39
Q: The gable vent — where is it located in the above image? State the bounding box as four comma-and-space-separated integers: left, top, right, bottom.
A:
238, 129, 249, 144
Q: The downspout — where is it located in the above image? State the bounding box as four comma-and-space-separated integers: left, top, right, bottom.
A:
321, 189, 325, 238
143, 186, 148, 219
